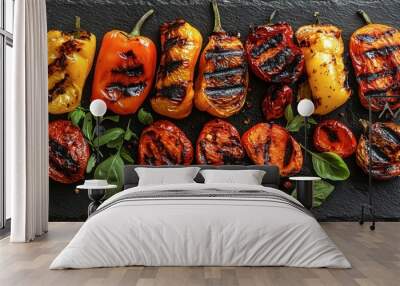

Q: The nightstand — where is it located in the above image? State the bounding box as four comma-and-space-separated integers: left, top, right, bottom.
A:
77, 180, 117, 216
289, 176, 321, 209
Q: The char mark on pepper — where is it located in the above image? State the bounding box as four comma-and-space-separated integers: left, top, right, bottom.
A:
158, 84, 187, 102
357, 66, 399, 83
270, 54, 303, 83
49, 75, 69, 102
163, 36, 186, 51
259, 47, 292, 72
205, 84, 245, 97
105, 82, 146, 100
355, 29, 397, 44
321, 125, 339, 142
111, 65, 144, 77
48, 54, 67, 75
375, 124, 400, 145
205, 48, 244, 60
364, 45, 400, 59
367, 143, 391, 163
204, 66, 245, 79
283, 138, 293, 167
159, 60, 185, 78
251, 33, 283, 58
49, 139, 80, 175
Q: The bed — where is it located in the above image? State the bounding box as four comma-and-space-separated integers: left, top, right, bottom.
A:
50, 165, 350, 269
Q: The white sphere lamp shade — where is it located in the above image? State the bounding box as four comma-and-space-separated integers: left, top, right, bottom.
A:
90, 99, 107, 117
297, 99, 315, 117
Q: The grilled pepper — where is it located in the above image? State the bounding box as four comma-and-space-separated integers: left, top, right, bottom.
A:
356, 120, 400, 180
295, 13, 351, 115
196, 119, 244, 165
242, 123, 303, 176
48, 17, 96, 114
313, 119, 357, 158
151, 19, 203, 119
350, 10, 400, 112
194, 0, 249, 118
138, 120, 193, 165
245, 10, 304, 84
49, 120, 90, 184
262, 84, 293, 121
91, 10, 157, 115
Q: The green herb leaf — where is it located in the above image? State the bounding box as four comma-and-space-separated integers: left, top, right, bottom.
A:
308, 117, 318, 125
284, 105, 294, 123
311, 152, 350, 181
106, 139, 123, 149
313, 180, 335, 207
94, 153, 124, 196
292, 179, 334, 207
120, 148, 134, 163
82, 113, 93, 140
95, 128, 125, 147
286, 115, 304, 132
138, 108, 153, 125
69, 108, 86, 127
86, 153, 96, 173
102, 115, 120, 123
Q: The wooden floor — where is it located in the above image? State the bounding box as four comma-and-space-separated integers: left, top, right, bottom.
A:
0, 222, 399, 286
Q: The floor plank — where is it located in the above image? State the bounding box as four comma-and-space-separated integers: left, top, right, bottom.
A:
0, 222, 398, 286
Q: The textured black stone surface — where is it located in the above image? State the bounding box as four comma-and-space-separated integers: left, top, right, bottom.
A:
47, 0, 400, 221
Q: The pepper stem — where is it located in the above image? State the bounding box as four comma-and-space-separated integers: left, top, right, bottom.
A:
357, 10, 372, 25
212, 0, 224, 33
130, 9, 154, 37
313, 12, 321, 24
268, 10, 277, 24
75, 16, 81, 38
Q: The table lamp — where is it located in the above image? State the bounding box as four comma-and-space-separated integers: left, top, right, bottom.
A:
90, 99, 107, 161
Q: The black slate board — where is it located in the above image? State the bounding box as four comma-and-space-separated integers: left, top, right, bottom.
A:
47, 0, 400, 221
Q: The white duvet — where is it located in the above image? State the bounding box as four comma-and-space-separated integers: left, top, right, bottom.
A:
50, 183, 350, 269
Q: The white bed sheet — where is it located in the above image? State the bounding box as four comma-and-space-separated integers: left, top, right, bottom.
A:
50, 183, 350, 269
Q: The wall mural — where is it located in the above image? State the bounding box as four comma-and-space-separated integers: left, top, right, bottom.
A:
47, 0, 400, 221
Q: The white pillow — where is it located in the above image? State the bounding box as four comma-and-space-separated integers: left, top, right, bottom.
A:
135, 167, 200, 186
200, 169, 266, 185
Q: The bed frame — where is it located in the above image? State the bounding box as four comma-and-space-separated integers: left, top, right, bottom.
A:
123, 165, 280, 190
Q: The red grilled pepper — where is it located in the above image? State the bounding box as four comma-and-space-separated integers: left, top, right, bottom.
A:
313, 119, 357, 158
49, 120, 90, 184
245, 10, 304, 84
196, 119, 244, 165
241, 123, 303, 176
350, 10, 400, 112
91, 10, 157, 115
138, 120, 193, 165
356, 120, 400, 180
262, 84, 293, 121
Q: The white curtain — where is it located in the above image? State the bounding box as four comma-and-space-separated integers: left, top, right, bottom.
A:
8, 0, 48, 242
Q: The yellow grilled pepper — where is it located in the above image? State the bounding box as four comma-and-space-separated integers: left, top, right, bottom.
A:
48, 17, 96, 114
295, 14, 351, 115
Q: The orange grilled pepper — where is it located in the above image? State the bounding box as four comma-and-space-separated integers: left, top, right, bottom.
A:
151, 19, 203, 119
91, 10, 157, 115
194, 0, 249, 118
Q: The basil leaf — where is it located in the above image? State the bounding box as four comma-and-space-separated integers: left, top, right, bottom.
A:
292, 180, 334, 207
106, 139, 123, 149
102, 115, 120, 123
313, 180, 334, 207
86, 153, 96, 174
94, 128, 125, 147
308, 117, 318, 125
284, 105, 294, 123
286, 115, 304, 132
94, 153, 124, 196
69, 108, 85, 127
311, 152, 350, 181
82, 113, 93, 140
138, 108, 153, 125
120, 148, 134, 163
